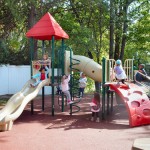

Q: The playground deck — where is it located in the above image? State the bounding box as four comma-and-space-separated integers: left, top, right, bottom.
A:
0, 94, 150, 150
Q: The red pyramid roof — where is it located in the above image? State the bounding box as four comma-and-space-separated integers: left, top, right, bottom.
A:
26, 12, 69, 40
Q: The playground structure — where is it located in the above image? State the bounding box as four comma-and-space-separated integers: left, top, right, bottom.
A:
0, 12, 103, 131
102, 58, 150, 127
0, 49, 103, 131
0, 12, 150, 131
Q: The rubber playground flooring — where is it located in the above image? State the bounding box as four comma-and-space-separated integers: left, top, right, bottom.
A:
0, 94, 150, 150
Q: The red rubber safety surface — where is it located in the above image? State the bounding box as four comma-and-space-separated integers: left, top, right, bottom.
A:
109, 83, 150, 127
0, 94, 150, 150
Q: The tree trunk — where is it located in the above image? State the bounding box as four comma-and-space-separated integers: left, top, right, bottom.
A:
114, 32, 120, 60
27, 3, 38, 59
120, 3, 128, 60
114, 2, 122, 60
120, 0, 135, 60
109, 0, 114, 59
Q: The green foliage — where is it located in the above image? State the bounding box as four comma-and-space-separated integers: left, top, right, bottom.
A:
0, 40, 9, 64
0, 0, 149, 94
0, 98, 8, 106
0, 0, 149, 66
85, 77, 95, 93
125, 0, 150, 65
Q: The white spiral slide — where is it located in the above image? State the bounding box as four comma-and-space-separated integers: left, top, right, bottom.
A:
64, 51, 102, 82
0, 79, 50, 131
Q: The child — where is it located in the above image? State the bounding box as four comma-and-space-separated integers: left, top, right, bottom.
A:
30, 66, 49, 87
61, 74, 73, 105
39, 53, 51, 68
79, 72, 87, 97
56, 84, 62, 95
135, 64, 147, 82
114, 59, 128, 85
90, 92, 101, 122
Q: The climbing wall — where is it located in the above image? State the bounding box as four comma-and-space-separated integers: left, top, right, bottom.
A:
109, 83, 150, 127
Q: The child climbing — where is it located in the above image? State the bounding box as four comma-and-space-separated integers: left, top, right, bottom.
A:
61, 74, 73, 105
90, 92, 101, 122
56, 84, 62, 95
30, 66, 49, 87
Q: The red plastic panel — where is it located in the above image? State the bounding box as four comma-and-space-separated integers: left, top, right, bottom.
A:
109, 83, 150, 127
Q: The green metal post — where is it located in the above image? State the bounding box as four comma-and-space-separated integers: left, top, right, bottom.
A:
69, 47, 72, 99
30, 38, 34, 114
132, 59, 134, 81
51, 36, 55, 116
42, 87, 44, 111
42, 40, 45, 111
61, 39, 65, 75
61, 39, 65, 112
69, 47, 73, 115
49, 41, 51, 56
42, 40, 45, 55
102, 57, 106, 120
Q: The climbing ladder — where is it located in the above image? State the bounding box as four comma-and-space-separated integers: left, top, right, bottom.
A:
66, 46, 82, 115
57, 45, 82, 114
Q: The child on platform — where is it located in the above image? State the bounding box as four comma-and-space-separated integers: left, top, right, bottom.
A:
61, 74, 73, 105
90, 92, 101, 122
30, 66, 49, 87
39, 53, 51, 68
114, 59, 128, 87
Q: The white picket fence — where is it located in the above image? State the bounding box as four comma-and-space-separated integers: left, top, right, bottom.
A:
0, 65, 57, 95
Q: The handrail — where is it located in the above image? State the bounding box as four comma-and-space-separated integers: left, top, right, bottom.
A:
134, 71, 150, 81
134, 71, 150, 97
123, 59, 134, 82
66, 47, 82, 115
70, 98, 82, 115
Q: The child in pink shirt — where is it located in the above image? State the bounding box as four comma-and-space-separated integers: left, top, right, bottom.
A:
90, 92, 101, 122
61, 74, 73, 105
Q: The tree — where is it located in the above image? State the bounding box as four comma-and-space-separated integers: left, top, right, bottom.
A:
0, 0, 149, 67
125, 0, 150, 65
109, 0, 114, 59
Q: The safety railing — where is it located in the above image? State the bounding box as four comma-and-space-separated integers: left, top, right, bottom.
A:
32, 60, 51, 76
123, 59, 134, 82
134, 71, 150, 97
106, 59, 116, 82
105, 59, 134, 83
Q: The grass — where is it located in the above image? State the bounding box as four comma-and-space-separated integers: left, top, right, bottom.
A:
0, 98, 8, 106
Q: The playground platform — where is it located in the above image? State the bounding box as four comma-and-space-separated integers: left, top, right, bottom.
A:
0, 94, 150, 150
